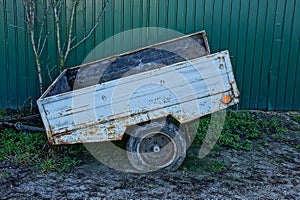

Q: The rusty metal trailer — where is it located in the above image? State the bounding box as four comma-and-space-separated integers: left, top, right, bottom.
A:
37, 31, 239, 172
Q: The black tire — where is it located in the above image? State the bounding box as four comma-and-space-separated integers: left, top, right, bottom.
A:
126, 120, 186, 173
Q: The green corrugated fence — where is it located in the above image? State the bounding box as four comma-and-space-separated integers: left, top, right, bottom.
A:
0, 0, 299, 110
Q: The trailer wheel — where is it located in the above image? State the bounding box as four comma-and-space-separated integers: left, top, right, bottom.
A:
126, 121, 186, 173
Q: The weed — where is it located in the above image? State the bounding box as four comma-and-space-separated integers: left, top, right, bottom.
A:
0, 171, 11, 179
210, 161, 226, 172
193, 115, 211, 144
271, 133, 286, 141
58, 156, 82, 172
181, 156, 213, 172
260, 117, 288, 134
257, 144, 265, 151
291, 115, 300, 124
0, 128, 85, 173
148, 184, 157, 189
195, 111, 260, 151
37, 156, 82, 173
194, 110, 288, 151
0, 109, 6, 116
39, 159, 57, 173
284, 154, 292, 160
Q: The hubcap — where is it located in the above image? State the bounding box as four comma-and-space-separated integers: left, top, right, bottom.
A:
138, 132, 177, 168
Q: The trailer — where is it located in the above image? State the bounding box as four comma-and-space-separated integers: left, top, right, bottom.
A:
37, 31, 239, 172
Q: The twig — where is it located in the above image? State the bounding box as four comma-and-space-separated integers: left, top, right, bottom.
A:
7, 23, 25, 31
47, 64, 57, 82
37, 2, 49, 55
22, 96, 33, 111
63, 0, 78, 62
37, 19, 45, 53
56, 0, 63, 18
22, 0, 44, 94
38, 33, 49, 57
68, 0, 110, 53
53, 0, 64, 72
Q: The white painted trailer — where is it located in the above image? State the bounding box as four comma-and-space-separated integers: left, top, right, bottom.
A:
37, 31, 239, 172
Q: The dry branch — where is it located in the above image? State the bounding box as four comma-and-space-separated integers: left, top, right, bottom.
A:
20, 0, 110, 94
68, 0, 110, 53
22, 0, 44, 94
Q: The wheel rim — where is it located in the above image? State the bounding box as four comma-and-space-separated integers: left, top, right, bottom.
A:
137, 132, 177, 169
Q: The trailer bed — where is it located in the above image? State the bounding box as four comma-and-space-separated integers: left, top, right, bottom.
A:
37, 31, 239, 145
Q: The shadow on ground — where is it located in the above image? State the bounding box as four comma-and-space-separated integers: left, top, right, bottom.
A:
0, 112, 299, 199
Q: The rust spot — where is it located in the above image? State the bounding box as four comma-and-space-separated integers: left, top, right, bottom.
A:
62, 110, 87, 117
65, 104, 89, 112
39, 32, 238, 146
229, 81, 240, 98
46, 130, 55, 145
115, 134, 124, 141
55, 130, 73, 138
108, 123, 116, 129
65, 108, 73, 112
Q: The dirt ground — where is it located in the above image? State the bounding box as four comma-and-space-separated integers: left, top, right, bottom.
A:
0, 112, 299, 199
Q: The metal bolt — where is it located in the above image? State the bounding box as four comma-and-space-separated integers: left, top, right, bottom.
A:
153, 145, 161, 153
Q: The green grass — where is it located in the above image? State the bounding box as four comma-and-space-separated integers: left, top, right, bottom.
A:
0, 109, 85, 173
0, 128, 84, 173
148, 184, 157, 189
0, 109, 6, 116
260, 117, 288, 134
195, 110, 288, 151
0, 171, 11, 179
0, 108, 27, 122
291, 115, 300, 124
0, 110, 292, 173
210, 161, 226, 172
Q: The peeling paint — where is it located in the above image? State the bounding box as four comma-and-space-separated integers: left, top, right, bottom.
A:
37, 31, 240, 145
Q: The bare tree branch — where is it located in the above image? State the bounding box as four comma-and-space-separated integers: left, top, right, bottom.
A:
63, 0, 78, 62
56, 0, 63, 18
7, 23, 25, 31
52, 0, 64, 72
39, 34, 49, 57
37, 20, 45, 52
47, 64, 57, 82
22, 0, 44, 94
19, 0, 110, 95
68, 0, 110, 53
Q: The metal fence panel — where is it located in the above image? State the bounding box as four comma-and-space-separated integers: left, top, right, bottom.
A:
0, 0, 299, 110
